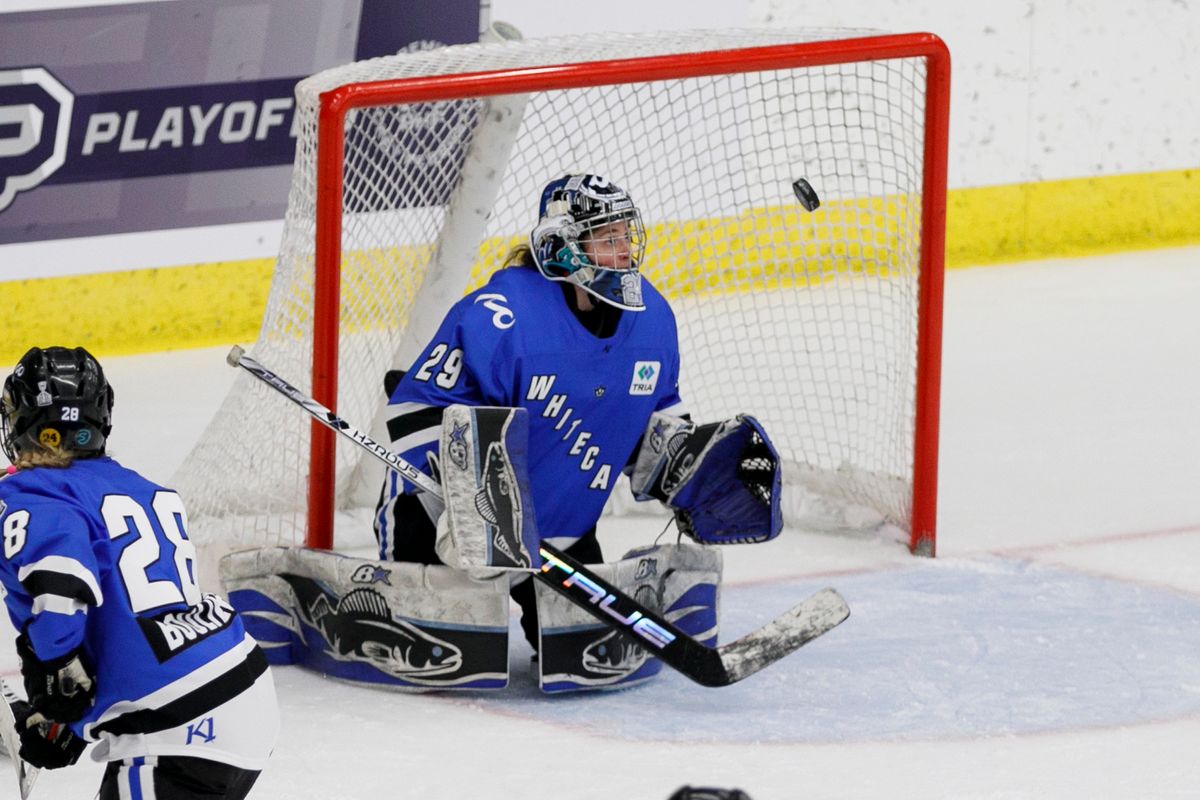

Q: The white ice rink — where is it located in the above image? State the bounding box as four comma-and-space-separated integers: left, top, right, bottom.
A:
3, 245, 1199, 799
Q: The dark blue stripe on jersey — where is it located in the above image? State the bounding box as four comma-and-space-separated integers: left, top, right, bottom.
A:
91, 646, 268, 737
21, 570, 99, 606
385, 406, 444, 443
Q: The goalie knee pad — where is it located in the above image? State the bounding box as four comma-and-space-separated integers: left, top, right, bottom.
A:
220, 547, 511, 690
533, 543, 721, 693
631, 412, 783, 544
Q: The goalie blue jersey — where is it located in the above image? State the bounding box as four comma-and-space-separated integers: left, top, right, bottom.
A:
384, 265, 686, 545
0, 457, 267, 741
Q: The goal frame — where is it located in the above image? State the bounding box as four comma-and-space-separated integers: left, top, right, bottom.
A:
306, 32, 951, 556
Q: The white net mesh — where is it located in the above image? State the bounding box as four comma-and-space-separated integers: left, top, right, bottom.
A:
174, 28, 939, 569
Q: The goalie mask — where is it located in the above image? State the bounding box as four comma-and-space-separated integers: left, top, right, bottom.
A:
530, 173, 647, 311
1, 346, 114, 463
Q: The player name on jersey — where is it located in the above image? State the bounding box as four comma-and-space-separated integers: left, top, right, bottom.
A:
137, 593, 237, 662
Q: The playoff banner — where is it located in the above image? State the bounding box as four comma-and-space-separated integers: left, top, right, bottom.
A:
0, 0, 480, 244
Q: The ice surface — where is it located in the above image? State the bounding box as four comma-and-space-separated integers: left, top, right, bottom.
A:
2, 246, 1199, 799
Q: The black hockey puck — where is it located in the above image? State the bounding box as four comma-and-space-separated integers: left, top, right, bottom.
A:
792, 177, 820, 211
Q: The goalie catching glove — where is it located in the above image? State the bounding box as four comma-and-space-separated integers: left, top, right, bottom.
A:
631, 412, 782, 544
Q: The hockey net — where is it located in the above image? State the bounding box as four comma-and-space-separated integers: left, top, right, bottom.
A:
174, 27, 950, 576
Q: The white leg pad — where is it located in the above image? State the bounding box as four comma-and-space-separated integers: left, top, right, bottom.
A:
220, 547, 511, 690
533, 542, 722, 692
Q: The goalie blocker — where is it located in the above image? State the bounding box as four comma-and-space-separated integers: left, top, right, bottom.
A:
435, 405, 541, 573
631, 412, 783, 544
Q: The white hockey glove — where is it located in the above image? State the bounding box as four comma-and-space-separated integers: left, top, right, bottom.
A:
630, 412, 782, 544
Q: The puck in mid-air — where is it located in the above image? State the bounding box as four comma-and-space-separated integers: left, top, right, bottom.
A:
792, 178, 820, 212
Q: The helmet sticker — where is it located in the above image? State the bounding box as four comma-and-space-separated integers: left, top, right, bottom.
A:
39, 428, 61, 448
619, 272, 643, 307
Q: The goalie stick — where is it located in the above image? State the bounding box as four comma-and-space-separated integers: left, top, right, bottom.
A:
0, 679, 39, 800
226, 346, 850, 687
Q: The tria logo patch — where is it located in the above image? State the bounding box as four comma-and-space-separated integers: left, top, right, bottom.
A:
629, 361, 660, 395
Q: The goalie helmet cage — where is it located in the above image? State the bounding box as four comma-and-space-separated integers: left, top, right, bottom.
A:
174, 28, 949, 562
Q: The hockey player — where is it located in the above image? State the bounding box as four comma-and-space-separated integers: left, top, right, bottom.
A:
0, 346, 278, 799
374, 174, 781, 651
217, 174, 782, 692
375, 173, 685, 645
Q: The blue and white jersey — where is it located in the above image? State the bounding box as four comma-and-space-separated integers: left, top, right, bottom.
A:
0, 457, 273, 765
381, 265, 686, 546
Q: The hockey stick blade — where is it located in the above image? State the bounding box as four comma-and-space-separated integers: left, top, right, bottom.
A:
0, 680, 39, 800
710, 587, 849, 685
228, 347, 851, 687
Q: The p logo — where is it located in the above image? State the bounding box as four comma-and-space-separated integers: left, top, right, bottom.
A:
0, 67, 74, 213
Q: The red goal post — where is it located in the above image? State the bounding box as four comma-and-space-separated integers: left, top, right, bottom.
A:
311, 33, 949, 555
176, 30, 950, 565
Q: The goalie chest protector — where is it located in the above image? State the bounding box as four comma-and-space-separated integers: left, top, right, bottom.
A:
391, 266, 684, 542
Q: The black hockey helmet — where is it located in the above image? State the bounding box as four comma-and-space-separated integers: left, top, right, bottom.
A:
1, 346, 114, 463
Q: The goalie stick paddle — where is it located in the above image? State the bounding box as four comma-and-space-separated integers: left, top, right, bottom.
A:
226, 346, 850, 687
0, 679, 39, 800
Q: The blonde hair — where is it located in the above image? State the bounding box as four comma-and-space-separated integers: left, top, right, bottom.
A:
503, 244, 533, 267
12, 445, 74, 470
